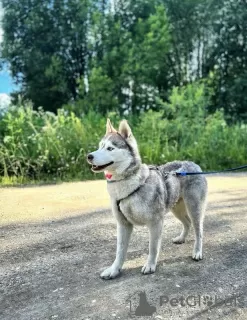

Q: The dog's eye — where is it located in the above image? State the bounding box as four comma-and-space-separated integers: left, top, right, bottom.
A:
107, 147, 114, 151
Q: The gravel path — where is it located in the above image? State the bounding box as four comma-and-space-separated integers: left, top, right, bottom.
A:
1, 175, 247, 319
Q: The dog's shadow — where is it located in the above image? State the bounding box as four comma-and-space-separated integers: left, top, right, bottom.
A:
115, 254, 202, 281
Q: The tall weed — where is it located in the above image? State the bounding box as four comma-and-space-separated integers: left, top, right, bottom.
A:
0, 83, 246, 184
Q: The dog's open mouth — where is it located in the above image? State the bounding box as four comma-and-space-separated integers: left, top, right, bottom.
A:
91, 161, 114, 172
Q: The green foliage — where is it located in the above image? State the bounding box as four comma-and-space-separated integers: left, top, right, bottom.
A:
1, 0, 247, 185
1, 0, 247, 119
205, 0, 247, 121
0, 102, 97, 181
1, 0, 92, 112
135, 83, 247, 169
0, 83, 246, 184
66, 67, 119, 115
91, 2, 171, 114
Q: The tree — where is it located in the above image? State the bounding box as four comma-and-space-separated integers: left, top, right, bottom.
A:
92, 2, 171, 114
2, 0, 247, 120
205, 0, 247, 121
69, 67, 119, 115
1, 0, 92, 112
163, 0, 247, 121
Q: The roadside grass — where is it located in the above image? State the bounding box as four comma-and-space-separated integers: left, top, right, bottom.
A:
0, 84, 246, 186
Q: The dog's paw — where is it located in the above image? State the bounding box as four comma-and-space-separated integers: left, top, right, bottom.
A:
100, 266, 121, 280
192, 250, 203, 261
141, 263, 156, 275
172, 236, 185, 244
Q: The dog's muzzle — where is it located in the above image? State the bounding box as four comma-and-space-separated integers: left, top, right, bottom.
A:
87, 153, 114, 172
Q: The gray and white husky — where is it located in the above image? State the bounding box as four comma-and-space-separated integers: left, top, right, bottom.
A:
87, 119, 208, 280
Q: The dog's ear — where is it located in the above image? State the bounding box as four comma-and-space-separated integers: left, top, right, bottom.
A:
106, 118, 117, 134
119, 120, 132, 139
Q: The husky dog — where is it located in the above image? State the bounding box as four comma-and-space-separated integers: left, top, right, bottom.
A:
87, 119, 208, 280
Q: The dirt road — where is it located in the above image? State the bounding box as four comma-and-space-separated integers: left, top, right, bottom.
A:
1, 175, 247, 319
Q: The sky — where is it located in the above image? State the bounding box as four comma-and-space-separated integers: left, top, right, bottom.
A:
0, 64, 13, 109
0, 3, 17, 95
0, 67, 18, 94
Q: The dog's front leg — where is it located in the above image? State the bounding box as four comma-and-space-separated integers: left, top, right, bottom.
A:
100, 221, 133, 280
142, 220, 164, 274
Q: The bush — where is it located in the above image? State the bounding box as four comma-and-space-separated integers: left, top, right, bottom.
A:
136, 109, 247, 170
0, 83, 246, 184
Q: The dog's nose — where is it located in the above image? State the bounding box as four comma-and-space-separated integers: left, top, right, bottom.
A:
87, 154, 94, 161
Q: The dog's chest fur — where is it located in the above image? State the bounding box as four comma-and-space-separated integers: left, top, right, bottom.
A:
107, 165, 181, 225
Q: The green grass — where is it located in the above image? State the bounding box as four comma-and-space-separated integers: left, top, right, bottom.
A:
0, 83, 247, 185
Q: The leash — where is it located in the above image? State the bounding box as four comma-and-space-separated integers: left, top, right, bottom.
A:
175, 164, 247, 176
111, 164, 247, 214
107, 164, 247, 181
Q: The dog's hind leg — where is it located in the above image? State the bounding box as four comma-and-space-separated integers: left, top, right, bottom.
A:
171, 199, 191, 244
184, 188, 207, 261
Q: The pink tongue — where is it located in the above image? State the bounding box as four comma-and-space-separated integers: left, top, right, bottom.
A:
105, 172, 112, 180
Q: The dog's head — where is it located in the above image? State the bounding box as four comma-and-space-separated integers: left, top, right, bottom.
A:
87, 119, 141, 174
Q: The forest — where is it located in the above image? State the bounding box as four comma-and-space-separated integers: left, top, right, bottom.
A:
0, 0, 247, 183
